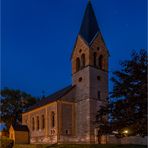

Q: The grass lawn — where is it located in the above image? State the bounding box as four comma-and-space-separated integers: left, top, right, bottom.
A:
13, 144, 147, 148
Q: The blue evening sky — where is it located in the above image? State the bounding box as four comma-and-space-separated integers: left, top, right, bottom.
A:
1, 0, 147, 98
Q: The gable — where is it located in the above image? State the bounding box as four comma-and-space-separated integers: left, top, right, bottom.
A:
91, 33, 110, 56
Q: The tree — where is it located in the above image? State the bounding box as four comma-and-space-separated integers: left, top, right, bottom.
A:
96, 98, 113, 135
96, 49, 147, 137
0, 88, 37, 129
110, 49, 147, 136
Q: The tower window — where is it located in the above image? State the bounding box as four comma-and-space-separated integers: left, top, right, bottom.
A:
98, 91, 101, 100
98, 77, 101, 100
97, 47, 100, 51
79, 49, 82, 53
99, 55, 104, 70
94, 52, 97, 67
51, 111, 55, 128
76, 57, 81, 72
97, 76, 101, 80
79, 77, 82, 82
81, 54, 85, 68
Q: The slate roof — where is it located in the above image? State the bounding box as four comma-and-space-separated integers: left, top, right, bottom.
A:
12, 124, 29, 132
79, 1, 100, 45
70, 1, 101, 60
24, 85, 75, 113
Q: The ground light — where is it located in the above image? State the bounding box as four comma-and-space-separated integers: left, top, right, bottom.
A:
122, 129, 129, 137
123, 130, 128, 134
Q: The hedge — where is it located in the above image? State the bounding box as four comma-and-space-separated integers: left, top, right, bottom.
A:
0, 137, 14, 148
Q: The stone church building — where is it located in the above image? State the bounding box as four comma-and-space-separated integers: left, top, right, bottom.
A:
22, 1, 109, 144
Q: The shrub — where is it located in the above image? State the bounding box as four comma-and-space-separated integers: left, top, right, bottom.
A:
0, 137, 14, 148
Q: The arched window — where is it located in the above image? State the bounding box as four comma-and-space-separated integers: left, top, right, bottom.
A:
25, 119, 28, 124
98, 91, 101, 100
94, 52, 97, 66
51, 112, 55, 128
42, 115, 45, 129
76, 57, 81, 72
32, 117, 35, 131
36, 116, 39, 130
81, 54, 85, 68
99, 55, 104, 70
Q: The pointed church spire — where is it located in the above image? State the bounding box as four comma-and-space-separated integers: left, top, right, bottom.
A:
79, 1, 100, 45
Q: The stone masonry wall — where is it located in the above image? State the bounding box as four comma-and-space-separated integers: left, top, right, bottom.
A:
71, 32, 109, 143
103, 135, 147, 145
22, 102, 58, 144
72, 66, 91, 143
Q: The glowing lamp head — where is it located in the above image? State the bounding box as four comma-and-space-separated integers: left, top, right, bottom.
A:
123, 130, 128, 134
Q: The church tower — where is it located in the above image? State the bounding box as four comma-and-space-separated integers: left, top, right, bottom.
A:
71, 1, 109, 143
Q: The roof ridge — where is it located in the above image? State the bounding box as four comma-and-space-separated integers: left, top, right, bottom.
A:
46, 85, 72, 98
23, 85, 75, 113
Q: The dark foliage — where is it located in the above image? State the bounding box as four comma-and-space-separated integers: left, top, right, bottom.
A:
96, 49, 147, 137
96, 101, 113, 135
0, 137, 14, 148
111, 49, 147, 136
0, 88, 37, 129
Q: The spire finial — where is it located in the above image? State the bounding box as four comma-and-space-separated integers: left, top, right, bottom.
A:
88, 0, 91, 4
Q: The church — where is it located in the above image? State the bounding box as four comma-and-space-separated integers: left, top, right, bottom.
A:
22, 0, 109, 144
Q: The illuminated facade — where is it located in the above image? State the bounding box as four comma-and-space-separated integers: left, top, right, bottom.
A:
22, 1, 109, 144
